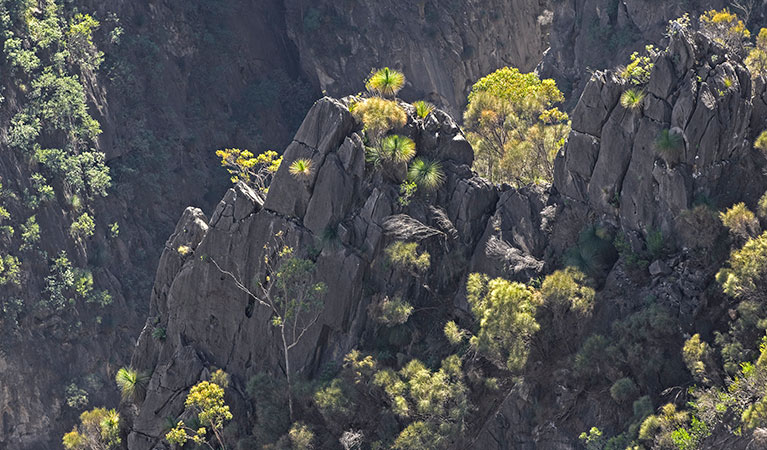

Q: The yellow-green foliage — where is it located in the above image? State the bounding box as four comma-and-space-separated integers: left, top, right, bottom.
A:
540, 267, 595, 316
620, 88, 645, 109
464, 67, 569, 185
466, 273, 542, 371
288, 422, 314, 450
638, 403, 689, 447
352, 97, 407, 142
379, 134, 416, 164
385, 241, 430, 275
755, 130, 767, 153
0, 254, 22, 286
375, 355, 469, 449
620, 45, 658, 85
366, 67, 406, 97
407, 158, 445, 191
720, 202, 759, 241
444, 321, 468, 345
747, 29, 767, 78
700, 9, 750, 53
62, 407, 121, 450
70, 212, 94, 241
413, 100, 435, 119
115, 367, 148, 402
716, 231, 767, 299
682, 334, 713, 384
288, 158, 313, 178
758, 191, 767, 220
216, 148, 281, 191
166, 379, 233, 448
373, 296, 414, 326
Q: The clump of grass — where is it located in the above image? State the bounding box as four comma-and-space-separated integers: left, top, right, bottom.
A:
288, 158, 313, 178
620, 89, 645, 109
655, 129, 684, 164
413, 100, 435, 119
366, 67, 405, 97
407, 158, 445, 190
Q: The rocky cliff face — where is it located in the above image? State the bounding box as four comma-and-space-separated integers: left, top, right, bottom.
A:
127, 27, 767, 448
284, 0, 550, 116
0, 1, 556, 447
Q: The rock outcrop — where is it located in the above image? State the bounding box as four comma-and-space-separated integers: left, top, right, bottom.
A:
555, 30, 765, 240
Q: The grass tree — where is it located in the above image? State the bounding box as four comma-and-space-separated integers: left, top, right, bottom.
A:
210, 232, 326, 420
366, 67, 405, 97
407, 158, 445, 191
413, 100, 435, 119
115, 367, 149, 403
288, 158, 313, 179
620, 89, 645, 109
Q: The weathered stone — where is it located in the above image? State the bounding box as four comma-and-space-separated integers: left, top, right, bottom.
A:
304, 154, 355, 234
649, 260, 672, 277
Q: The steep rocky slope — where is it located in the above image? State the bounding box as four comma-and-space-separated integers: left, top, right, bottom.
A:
0, 1, 556, 448
126, 27, 767, 448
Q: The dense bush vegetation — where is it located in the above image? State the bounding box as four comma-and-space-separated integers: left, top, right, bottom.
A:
463, 67, 570, 185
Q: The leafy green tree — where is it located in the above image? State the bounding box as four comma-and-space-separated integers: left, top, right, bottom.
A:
720, 202, 760, 242
466, 273, 542, 371
215, 148, 281, 192
463, 67, 569, 185
62, 407, 121, 450
746, 28, 767, 77
166, 374, 232, 449
70, 212, 95, 242
699, 9, 750, 55
211, 232, 326, 420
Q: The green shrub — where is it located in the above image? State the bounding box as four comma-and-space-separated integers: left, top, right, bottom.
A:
20, 215, 40, 251
288, 422, 314, 450
65, 383, 89, 409
373, 297, 414, 326
70, 212, 95, 241
720, 202, 759, 241
540, 267, 595, 316
466, 273, 542, 371
444, 321, 467, 345
620, 45, 657, 85
746, 28, 767, 78
0, 255, 22, 287
385, 241, 430, 275
610, 377, 639, 404
700, 9, 750, 55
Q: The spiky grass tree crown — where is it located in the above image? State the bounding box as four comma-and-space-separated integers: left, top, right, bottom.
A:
366, 67, 406, 97
620, 89, 645, 109
413, 100, 435, 119
408, 158, 445, 190
115, 367, 149, 402
381, 135, 416, 163
289, 158, 313, 178
655, 129, 684, 163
